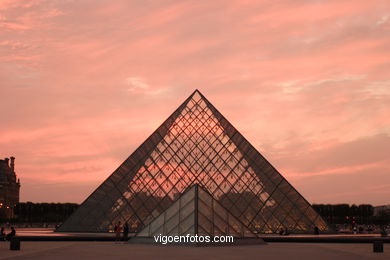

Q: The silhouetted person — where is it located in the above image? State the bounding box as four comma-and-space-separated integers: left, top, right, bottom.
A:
380, 226, 388, 237
278, 228, 289, 235
114, 221, 121, 242
1, 227, 5, 240
123, 222, 129, 241
6, 227, 16, 241
359, 226, 364, 233
314, 226, 319, 235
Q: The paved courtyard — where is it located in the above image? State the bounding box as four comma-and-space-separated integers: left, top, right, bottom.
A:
0, 242, 389, 260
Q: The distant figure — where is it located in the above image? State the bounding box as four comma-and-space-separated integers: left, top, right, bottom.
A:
359, 226, 364, 234
314, 226, 319, 235
123, 222, 129, 241
114, 221, 122, 242
278, 228, 289, 236
1, 227, 5, 240
380, 226, 388, 237
6, 227, 16, 241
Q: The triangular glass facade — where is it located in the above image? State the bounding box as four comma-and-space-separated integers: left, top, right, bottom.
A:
137, 184, 256, 237
57, 90, 329, 234
137, 185, 197, 237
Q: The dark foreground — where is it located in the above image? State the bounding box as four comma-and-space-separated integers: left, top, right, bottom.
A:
10, 228, 390, 243
0, 242, 389, 260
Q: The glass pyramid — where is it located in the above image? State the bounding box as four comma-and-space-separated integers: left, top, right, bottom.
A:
57, 90, 329, 234
137, 184, 256, 237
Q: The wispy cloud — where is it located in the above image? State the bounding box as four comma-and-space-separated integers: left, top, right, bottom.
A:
376, 15, 389, 25
126, 77, 149, 91
0, 0, 389, 204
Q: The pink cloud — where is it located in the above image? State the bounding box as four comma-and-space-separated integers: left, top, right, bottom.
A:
0, 0, 389, 205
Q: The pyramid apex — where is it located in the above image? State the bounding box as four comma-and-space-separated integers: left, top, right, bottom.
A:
191, 89, 202, 96
188, 89, 206, 101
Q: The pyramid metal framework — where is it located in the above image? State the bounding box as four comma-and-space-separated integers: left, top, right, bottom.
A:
58, 90, 329, 234
137, 184, 257, 238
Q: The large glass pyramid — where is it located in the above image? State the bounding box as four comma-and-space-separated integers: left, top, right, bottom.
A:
137, 184, 256, 238
57, 90, 329, 234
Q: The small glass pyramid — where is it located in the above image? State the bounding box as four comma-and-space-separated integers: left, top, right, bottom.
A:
137, 184, 257, 237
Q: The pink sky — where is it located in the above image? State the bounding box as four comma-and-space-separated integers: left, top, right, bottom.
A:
1, 0, 389, 205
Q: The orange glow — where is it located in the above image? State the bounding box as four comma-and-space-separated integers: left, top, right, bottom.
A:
0, 0, 389, 205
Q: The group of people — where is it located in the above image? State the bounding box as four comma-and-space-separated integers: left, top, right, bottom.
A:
279, 226, 320, 236
0, 227, 16, 241
113, 221, 129, 242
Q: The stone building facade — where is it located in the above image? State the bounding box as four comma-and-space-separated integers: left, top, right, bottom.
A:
0, 157, 21, 219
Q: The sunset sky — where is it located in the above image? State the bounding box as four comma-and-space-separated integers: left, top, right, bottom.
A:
1, 0, 389, 205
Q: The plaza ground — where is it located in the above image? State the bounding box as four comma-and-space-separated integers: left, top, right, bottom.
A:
0, 242, 389, 260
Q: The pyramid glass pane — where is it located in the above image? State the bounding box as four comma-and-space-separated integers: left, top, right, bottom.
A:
58, 90, 329, 234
